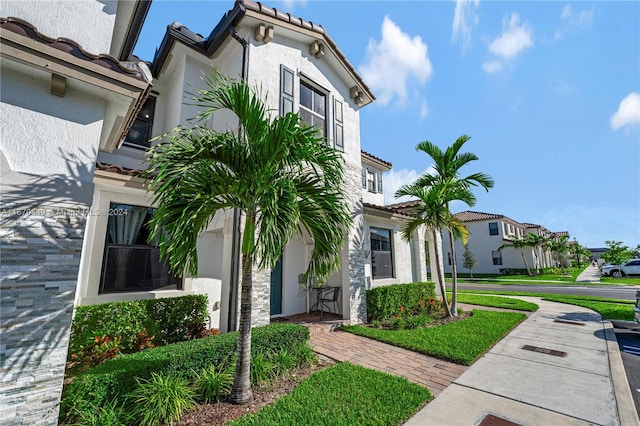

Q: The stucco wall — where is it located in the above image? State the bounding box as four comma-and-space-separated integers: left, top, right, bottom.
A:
1, 0, 117, 54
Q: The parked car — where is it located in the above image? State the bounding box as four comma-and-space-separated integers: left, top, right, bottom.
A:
600, 259, 640, 278
635, 290, 640, 324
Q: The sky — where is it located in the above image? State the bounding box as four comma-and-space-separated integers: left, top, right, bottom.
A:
133, 0, 640, 250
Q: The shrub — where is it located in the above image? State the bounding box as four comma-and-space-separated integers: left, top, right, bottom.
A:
366, 282, 437, 321
250, 352, 277, 385
271, 349, 296, 376
68, 295, 208, 366
129, 373, 196, 426
68, 398, 132, 426
61, 323, 310, 421
193, 364, 233, 403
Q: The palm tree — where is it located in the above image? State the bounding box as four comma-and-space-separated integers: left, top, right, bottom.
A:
396, 181, 473, 317
144, 72, 352, 404
498, 235, 533, 276
407, 136, 493, 315
523, 233, 549, 275
549, 235, 570, 271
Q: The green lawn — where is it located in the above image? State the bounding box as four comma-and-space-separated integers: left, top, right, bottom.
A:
342, 310, 526, 365
229, 362, 431, 426
456, 294, 538, 311
459, 290, 635, 321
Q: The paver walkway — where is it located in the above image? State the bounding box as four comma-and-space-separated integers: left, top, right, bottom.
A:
309, 325, 467, 396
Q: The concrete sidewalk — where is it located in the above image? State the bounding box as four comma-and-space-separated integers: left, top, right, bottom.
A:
405, 297, 640, 426
576, 264, 602, 283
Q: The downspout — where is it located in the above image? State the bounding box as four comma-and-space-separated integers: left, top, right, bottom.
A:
227, 27, 248, 332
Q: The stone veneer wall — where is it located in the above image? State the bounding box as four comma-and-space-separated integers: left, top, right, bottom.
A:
250, 265, 271, 328
344, 163, 367, 324
0, 206, 87, 425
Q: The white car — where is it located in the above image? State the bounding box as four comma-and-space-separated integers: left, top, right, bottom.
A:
600, 259, 640, 278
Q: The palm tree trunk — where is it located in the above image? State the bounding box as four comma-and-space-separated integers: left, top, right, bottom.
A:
520, 249, 533, 276
230, 253, 253, 404
432, 229, 452, 317
448, 230, 458, 316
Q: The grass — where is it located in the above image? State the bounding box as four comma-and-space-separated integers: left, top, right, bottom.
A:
229, 362, 431, 426
459, 290, 635, 321
342, 310, 526, 365
599, 276, 640, 285
456, 293, 538, 311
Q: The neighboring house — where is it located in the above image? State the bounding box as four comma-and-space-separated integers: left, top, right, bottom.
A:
441, 211, 570, 274
0, 1, 152, 423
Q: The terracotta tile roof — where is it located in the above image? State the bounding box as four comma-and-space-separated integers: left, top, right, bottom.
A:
523, 223, 540, 228
454, 210, 505, 222
385, 200, 420, 210
1, 17, 147, 81
96, 162, 145, 177
361, 150, 392, 170
363, 202, 413, 218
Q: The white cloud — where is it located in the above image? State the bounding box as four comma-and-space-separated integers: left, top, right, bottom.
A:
552, 5, 594, 42
360, 16, 433, 106
451, 0, 480, 52
611, 92, 640, 131
383, 168, 435, 205
483, 12, 533, 73
420, 100, 429, 119
482, 60, 502, 73
279, 0, 307, 10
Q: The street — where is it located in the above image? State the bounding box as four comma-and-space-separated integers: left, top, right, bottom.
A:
612, 321, 640, 416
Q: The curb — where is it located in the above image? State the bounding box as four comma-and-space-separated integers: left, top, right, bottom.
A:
603, 321, 640, 426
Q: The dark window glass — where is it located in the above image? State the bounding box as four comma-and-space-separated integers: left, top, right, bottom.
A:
124, 97, 156, 149
100, 203, 181, 294
492, 250, 503, 265
371, 228, 393, 279
489, 222, 499, 236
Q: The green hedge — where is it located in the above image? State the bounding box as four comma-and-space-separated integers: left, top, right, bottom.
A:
69, 295, 208, 356
61, 323, 310, 420
366, 282, 437, 321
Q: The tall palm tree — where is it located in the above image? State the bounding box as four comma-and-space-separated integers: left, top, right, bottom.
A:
144, 72, 352, 404
549, 235, 570, 271
498, 235, 533, 276
407, 136, 494, 315
396, 181, 473, 317
524, 233, 550, 275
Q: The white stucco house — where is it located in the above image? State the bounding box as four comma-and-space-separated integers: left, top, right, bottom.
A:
1, 2, 428, 422
440, 210, 570, 275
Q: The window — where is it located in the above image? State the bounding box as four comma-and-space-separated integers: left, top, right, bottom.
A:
100, 203, 181, 294
367, 170, 376, 193
362, 168, 384, 194
370, 227, 394, 279
492, 250, 503, 265
299, 82, 326, 137
124, 97, 156, 149
489, 222, 499, 236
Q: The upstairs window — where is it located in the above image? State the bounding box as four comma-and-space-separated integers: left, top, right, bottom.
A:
299, 82, 326, 138
489, 222, 499, 236
362, 168, 384, 194
124, 97, 156, 149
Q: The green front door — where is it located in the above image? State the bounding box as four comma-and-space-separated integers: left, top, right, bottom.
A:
270, 256, 283, 315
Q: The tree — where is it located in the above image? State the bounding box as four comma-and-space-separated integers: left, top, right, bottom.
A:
406, 136, 494, 315
601, 241, 635, 266
396, 181, 473, 317
523, 233, 549, 275
462, 244, 477, 278
144, 73, 352, 404
498, 235, 533, 276
549, 235, 570, 271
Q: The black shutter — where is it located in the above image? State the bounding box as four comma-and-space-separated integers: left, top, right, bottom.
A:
377, 172, 383, 193
280, 65, 294, 116
362, 167, 367, 189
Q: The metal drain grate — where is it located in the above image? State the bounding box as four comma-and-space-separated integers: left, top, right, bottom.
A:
478, 414, 522, 426
554, 319, 585, 326
521, 344, 567, 357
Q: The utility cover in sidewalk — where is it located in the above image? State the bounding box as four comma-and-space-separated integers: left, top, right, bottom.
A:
478, 413, 522, 426
554, 319, 585, 326
521, 344, 567, 357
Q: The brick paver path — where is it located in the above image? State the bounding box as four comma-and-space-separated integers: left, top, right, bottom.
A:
309, 329, 468, 396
